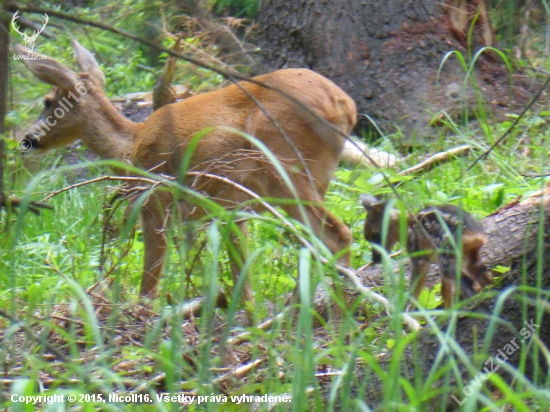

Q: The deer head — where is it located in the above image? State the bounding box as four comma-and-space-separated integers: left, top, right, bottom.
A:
14, 41, 129, 159
360, 194, 401, 263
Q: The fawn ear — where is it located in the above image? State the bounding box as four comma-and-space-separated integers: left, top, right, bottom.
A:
15, 44, 80, 89
72, 39, 106, 88
360, 194, 386, 212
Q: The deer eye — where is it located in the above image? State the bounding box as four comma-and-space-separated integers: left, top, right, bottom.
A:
44, 99, 52, 110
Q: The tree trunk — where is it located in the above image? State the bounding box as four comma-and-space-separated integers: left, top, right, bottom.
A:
256, 0, 531, 140
0, 0, 10, 209
336, 186, 550, 409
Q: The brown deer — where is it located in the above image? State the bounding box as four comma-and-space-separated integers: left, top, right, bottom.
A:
14, 41, 357, 305
360, 195, 493, 308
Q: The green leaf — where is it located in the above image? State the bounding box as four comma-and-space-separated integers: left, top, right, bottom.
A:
493, 265, 511, 274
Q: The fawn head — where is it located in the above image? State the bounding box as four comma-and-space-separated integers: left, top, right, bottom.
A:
453, 216, 494, 296
360, 194, 401, 263
14, 40, 107, 153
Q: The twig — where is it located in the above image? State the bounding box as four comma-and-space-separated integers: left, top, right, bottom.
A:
212, 358, 264, 385
130, 372, 167, 395
0, 308, 70, 362
336, 265, 420, 331
48, 314, 86, 326
164, 292, 229, 319
399, 145, 471, 177
227, 312, 285, 346
1, 194, 53, 215
40, 175, 160, 202
356, 250, 403, 272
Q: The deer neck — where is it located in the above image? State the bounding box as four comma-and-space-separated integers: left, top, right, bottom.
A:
79, 93, 137, 162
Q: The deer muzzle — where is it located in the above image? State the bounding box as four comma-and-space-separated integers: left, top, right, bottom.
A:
19, 134, 40, 152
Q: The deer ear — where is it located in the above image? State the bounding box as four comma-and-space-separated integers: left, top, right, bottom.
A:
15, 44, 80, 89
360, 194, 385, 211
72, 39, 106, 88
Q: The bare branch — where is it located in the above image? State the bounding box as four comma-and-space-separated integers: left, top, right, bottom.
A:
468, 74, 550, 170
399, 145, 471, 177
0, 308, 70, 363
153, 37, 184, 111
1, 194, 53, 215
40, 175, 160, 202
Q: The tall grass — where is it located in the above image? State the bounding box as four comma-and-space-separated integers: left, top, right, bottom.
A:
2, 110, 549, 410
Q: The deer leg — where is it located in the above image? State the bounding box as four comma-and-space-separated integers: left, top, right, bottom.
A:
139, 194, 170, 298
283, 203, 352, 320
439, 251, 490, 308
284, 203, 352, 266
438, 253, 460, 308
463, 248, 493, 290
440, 276, 456, 309
409, 253, 432, 307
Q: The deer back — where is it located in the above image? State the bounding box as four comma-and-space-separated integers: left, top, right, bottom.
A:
134, 69, 356, 202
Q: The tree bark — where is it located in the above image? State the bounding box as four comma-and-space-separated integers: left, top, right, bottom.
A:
339, 186, 550, 409
0, 0, 10, 209
256, 0, 532, 140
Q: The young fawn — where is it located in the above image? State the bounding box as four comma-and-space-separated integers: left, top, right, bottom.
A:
15, 41, 356, 305
360, 195, 493, 308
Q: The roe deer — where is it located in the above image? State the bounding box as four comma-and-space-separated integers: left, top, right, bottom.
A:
15, 41, 357, 305
360, 195, 493, 308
